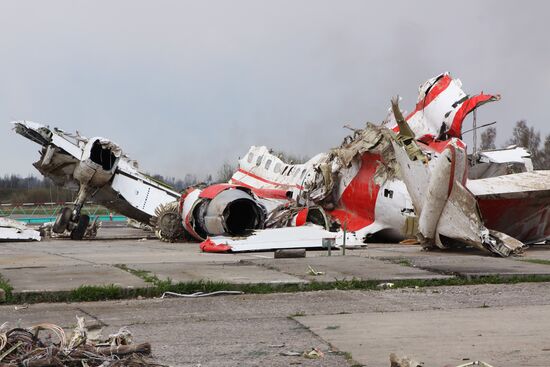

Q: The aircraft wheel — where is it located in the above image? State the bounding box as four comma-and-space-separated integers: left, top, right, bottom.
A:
53, 207, 72, 233
70, 214, 90, 240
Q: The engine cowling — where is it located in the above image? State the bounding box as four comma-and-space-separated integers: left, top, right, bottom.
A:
73, 137, 121, 187
181, 184, 266, 241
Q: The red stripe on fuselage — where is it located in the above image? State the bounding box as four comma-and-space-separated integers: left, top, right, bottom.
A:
330, 152, 381, 231
392, 74, 453, 133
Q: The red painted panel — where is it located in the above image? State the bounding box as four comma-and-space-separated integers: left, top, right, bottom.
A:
393, 74, 453, 133
199, 184, 235, 199
329, 153, 380, 231
295, 208, 308, 227
478, 196, 550, 243
447, 93, 500, 138
200, 238, 232, 253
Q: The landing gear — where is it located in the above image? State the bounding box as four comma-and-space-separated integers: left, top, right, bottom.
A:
51, 184, 92, 240
53, 207, 72, 233
70, 214, 90, 240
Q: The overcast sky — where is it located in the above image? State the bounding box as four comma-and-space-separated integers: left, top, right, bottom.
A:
1, 0, 548, 179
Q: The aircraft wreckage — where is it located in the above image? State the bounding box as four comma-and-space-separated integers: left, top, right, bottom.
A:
11, 72, 550, 256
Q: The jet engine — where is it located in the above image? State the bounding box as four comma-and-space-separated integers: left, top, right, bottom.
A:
181, 185, 266, 241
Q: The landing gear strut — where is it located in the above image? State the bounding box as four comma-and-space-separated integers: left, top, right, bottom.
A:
52, 184, 92, 240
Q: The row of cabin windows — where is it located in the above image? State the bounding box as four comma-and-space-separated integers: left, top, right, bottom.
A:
246, 152, 307, 180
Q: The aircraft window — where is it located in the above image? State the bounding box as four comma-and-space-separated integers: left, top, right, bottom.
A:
265, 159, 272, 170
247, 153, 254, 163
281, 166, 288, 175
287, 167, 294, 176
256, 155, 263, 166
299, 169, 306, 179
274, 163, 281, 173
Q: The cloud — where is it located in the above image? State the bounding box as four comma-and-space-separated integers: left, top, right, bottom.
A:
1, 0, 548, 177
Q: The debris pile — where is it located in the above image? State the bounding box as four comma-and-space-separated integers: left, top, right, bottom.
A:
0, 317, 167, 366
39, 217, 101, 240
389, 353, 495, 367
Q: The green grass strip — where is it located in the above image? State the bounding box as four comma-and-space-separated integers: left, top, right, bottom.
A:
4, 273, 550, 305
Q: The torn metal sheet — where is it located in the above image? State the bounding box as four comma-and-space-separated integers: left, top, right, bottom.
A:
469, 146, 533, 179
468, 171, 550, 244
200, 224, 364, 253
0, 217, 40, 242
390, 100, 525, 256
385, 72, 500, 139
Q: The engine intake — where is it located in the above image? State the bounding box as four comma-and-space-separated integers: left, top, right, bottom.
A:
182, 186, 266, 240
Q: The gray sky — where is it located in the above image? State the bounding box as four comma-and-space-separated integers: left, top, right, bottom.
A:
1, 0, 549, 179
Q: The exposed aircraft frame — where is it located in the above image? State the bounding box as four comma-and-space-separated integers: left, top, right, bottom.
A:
12, 121, 180, 240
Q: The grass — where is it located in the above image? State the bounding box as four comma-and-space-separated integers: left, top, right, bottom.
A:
0, 274, 13, 300
5, 260, 550, 306
5, 267, 550, 305
393, 258, 413, 267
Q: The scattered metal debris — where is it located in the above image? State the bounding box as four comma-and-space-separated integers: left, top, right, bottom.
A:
306, 265, 325, 276
39, 217, 101, 239
390, 352, 423, 367
303, 347, 324, 359
0, 217, 41, 242
279, 348, 325, 359
377, 282, 395, 289
0, 317, 167, 366
160, 291, 244, 298
389, 353, 495, 367
127, 218, 154, 232
280, 351, 302, 357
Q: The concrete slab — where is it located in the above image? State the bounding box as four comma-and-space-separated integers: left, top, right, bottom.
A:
131, 262, 308, 284
6, 238, 265, 265
298, 305, 550, 367
1, 264, 149, 293
402, 255, 550, 277
519, 244, 550, 260
245, 255, 451, 282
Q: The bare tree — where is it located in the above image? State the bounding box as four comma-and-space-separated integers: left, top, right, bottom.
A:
506, 120, 542, 168
540, 134, 550, 170
271, 150, 310, 164
182, 173, 199, 188
215, 162, 236, 183
480, 127, 497, 150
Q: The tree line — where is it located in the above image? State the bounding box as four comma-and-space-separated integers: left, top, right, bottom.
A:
480, 120, 550, 169
3, 119, 547, 203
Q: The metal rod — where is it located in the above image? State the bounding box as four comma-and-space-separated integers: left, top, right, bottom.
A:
342, 220, 347, 255
462, 121, 497, 134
